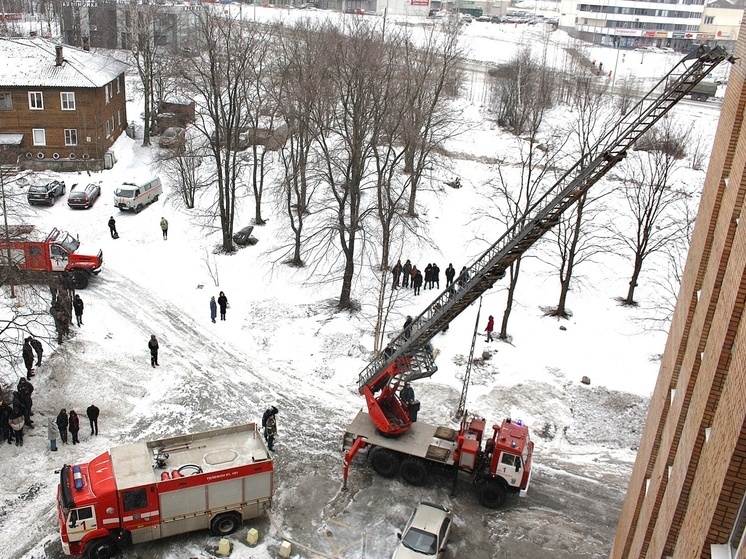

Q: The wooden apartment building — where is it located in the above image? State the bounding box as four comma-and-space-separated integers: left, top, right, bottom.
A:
0, 37, 128, 170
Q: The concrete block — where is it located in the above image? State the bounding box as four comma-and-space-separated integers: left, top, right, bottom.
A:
278, 540, 292, 558
246, 528, 259, 545
217, 538, 231, 556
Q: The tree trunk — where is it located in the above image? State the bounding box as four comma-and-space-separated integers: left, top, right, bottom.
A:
499, 259, 521, 339
555, 197, 585, 318
625, 255, 643, 305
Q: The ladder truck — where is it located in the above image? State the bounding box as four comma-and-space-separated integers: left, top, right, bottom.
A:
342, 45, 734, 508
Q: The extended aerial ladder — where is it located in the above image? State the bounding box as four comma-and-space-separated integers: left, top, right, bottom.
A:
352, 45, 733, 439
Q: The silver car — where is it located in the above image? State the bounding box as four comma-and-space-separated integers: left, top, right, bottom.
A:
392, 502, 453, 558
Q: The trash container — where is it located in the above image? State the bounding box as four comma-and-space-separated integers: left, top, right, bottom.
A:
407, 400, 420, 422
125, 123, 136, 139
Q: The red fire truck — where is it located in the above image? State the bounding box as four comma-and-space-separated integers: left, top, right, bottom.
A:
57, 423, 273, 559
0, 226, 103, 288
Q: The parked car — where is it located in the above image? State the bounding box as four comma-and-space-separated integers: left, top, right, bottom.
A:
392, 502, 453, 559
67, 183, 101, 209
490, 15, 503, 23
114, 177, 163, 213
28, 180, 65, 206
300, 2, 318, 8
159, 127, 186, 149
476, 15, 491, 22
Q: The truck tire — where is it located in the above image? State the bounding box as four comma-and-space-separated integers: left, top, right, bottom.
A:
399, 458, 429, 486
135, 204, 143, 213
478, 480, 507, 509
370, 447, 400, 478
71, 271, 89, 289
84, 537, 119, 559
210, 512, 241, 536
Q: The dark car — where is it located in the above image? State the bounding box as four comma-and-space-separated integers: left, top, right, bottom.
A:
28, 180, 65, 206
67, 183, 101, 209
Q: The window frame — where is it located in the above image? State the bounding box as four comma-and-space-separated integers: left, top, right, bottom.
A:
32, 128, 46, 146
60, 92, 76, 111
0, 92, 12, 110
28, 91, 43, 110
64, 129, 78, 146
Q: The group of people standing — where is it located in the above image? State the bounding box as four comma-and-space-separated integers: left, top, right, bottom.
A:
1, 377, 36, 446
209, 292, 229, 323
53, 405, 99, 449
391, 260, 471, 297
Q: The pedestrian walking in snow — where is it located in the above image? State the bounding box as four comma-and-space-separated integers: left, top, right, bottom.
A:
210, 296, 217, 323
56, 408, 69, 444
485, 315, 495, 342
262, 405, 278, 446
87, 404, 100, 436
0, 398, 11, 444
48, 417, 58, 451
22, 337, 34, 379
402, 260, 412, 288
148, 334, 160, 367
413, 270, 423, 296
424, 263, 433, 290
16, 377, 34, 428
217, 291, 228, 321
160, 217, 169, 240
108, 216, 118, 239
30, 337, 42, 366
403, 316, 413, 340
68, 410, 80, 445
432, 263, 440, 290
445, 263, 455, 286
73, 294, 84, 327
265, 410, 278, 451
458, 266, 470, 288
392, 259, 402, 289
9, 408, 25, 446
410, 265, 418, 289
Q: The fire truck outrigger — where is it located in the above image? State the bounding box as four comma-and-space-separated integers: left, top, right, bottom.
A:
57, 423, 273, 559
342, 44, 733, 507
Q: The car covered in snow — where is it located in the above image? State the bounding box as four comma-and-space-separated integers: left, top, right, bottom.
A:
392, 502, 453, 559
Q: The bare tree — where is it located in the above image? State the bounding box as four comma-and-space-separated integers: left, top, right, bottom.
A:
177, 8, 256, 252
611, 117, 692, 305
154, 135, 210, 210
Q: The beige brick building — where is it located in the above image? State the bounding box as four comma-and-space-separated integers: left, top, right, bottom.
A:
611, 17, 746, 559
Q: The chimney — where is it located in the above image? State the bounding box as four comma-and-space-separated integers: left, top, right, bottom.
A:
55, 45, 63, 67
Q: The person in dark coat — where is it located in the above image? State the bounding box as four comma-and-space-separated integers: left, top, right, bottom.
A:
8, 408, 25, 446
22, 337, 34, 379
73, 294, 84, 327
485, 315, 495, 342
403, 316, 413, 340
56, 408, 69, 444
445, 263, 456, 286
392, 259, 402, 290
0, 397, 12, 444
432, 263, 440, 289
413, 270, 423, 296
210, 296, 217, 324
86, 404, 100, 436
265, 410, 278, 451
108, 216, 118, 238
30, 337, 43, 366
148, 335, 159, 367
16, 378, 33, 428
402, 260, 412, 288
458, 266, 470, 288
262, 405, 278, 446
424, 263, 433, 290
217, 291, 228, 320
410, 265, 418, 288
68, 410, 80, 445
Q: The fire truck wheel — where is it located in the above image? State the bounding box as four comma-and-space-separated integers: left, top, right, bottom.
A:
370, 448, 400, 478
210, 512, 241, 536
71, 271, 89, 289
84, 537, 119, 559
399, 458, 429, 486
477, 480, 507, 509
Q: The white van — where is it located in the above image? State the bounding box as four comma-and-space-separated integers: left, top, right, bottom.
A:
114, 177, 163, 213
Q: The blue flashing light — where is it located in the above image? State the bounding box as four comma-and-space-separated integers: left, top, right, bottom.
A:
73, 465, 84, 491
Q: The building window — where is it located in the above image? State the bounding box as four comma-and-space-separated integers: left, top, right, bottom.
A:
28, 91, 43, 110
105, 83, 113, 104
0, 92, 12, 110
60, 92, 76, 111
116, 76, 121, 94
105, 119, 111, 137
64, 129, 78, 146
32, 129, 46, 146
117, 109, 121, 127
704, 16, 714, 24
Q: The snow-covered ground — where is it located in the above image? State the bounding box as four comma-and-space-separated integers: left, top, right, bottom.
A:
0, 11, 728, 559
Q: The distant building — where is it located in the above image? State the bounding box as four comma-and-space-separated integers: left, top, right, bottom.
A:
701, 0, 742, 50
611, 17, 746, 559
0, 37, 128, 170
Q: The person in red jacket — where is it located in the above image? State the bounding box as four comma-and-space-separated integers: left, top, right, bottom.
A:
485, 315, 494, 342
68, 410, 80, 445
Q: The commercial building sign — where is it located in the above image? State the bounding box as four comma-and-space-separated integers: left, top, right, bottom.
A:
411, 0, 429, 5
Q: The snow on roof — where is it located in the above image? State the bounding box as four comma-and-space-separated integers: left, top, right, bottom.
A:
0, 37, 129, 88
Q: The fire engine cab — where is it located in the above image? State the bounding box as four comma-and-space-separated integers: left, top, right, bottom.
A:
57, 423, 273, 559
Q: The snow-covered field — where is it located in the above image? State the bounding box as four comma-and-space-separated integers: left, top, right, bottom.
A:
0, 11, 728, 559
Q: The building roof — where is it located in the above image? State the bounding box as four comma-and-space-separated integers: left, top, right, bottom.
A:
0, 38, 128, 88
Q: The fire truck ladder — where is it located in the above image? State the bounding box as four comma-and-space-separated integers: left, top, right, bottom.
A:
357, 44, 733, 437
